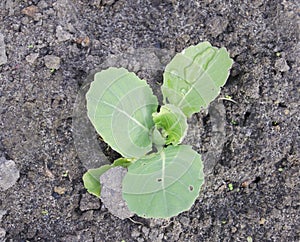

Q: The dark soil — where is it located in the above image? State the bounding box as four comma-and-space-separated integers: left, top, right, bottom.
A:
0, 0, 299, 241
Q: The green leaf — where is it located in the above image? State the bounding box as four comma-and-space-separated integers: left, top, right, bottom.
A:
83, 157, 134, 197
113, 157, 134, 168
86, 67, 158, 158
152, 104, 187, 145
162, 41, 233, 117
151, 126, 166, 148
122, 145, 204, 218
83, 165, 111, 197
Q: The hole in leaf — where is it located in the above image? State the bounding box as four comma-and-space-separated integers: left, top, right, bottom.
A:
189, 185, 194, 191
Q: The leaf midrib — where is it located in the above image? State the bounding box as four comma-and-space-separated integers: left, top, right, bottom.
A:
176, 49, 220, 108
160, 150, 169, 216
102, 100, 149, 131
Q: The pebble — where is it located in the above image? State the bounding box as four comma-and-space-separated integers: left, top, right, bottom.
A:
0, 209, 6, 239
79, 193, 101, 211
275, 58, 290, 72
207, 16, 229, 37
12, 24, 20, 31
131, 229, 141, 238
0, 157, 20, 191
0, 210, 6, 221
54, 186, 66, 195
44, 55, 61, 69
75, 36, 90, 47
21, 5, 39, 18
56, 26, 73, 42
100, 166, 134, 219
0, 227, 6, 240
25, 53, 39, 64
231, 226, 238, 233
102, 0, 116, 6
0, 33, 7, 66
4, 0, 17, 16
142, 227, 150, 236
37, 0, 48, 9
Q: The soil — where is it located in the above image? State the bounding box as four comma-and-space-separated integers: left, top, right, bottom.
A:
0, 0, 299, 241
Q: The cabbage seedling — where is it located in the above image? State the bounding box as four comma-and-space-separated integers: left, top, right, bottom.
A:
83, 41, 233, 218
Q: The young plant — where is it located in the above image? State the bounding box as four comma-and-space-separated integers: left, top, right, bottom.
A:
83, 41, 233, 218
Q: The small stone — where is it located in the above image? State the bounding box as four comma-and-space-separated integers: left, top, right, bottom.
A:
179, 34, 190, 44
4, 0, 17, 16
12, 24, 20, 31
142, 227, 150, 236
21, 17, 29, 25
66, 23, 76, 33
207, 16, 229, 37
179, 216, 190, 225
91, 0, 101, 7
231, 226, 238, 233
44, 55, 61, 69
131, 229, 141, 238
0, 227, 6, 239
21, 6, 39, 18
100, 166, 134, 219
149, 229, 163, 241
259, 217, 266, 225
102, 0, 116, 6
37, 0, 48, 9
275, 58, 290, 72
0, 33, 7, 66
79, 193, 101, 211
0, 157, 20, 191
33, 13, 42, 21
56, 26, 73, 42
25, 53, 39, 64
75, 36, 90, 47
54, 186, 66, 195
0, 210, 7, 222
81, 210, 94, 221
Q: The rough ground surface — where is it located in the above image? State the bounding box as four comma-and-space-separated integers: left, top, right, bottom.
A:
0, 0, 299, 241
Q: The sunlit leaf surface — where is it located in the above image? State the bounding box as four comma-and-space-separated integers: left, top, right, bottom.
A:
86, 67, 158, 158
122, 145, 204, 218
162, 42, 233, 117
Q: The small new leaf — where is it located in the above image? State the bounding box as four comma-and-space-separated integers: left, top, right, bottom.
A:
152, 104, 187, 145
